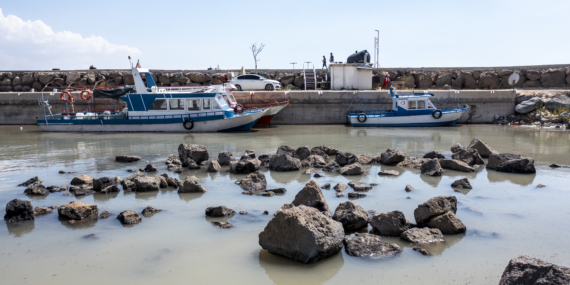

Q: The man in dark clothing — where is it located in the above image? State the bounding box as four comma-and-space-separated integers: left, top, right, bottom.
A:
329, 53, 334, 63
322, 56, 327, 69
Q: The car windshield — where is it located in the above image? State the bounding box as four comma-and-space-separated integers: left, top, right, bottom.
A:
258, 76, 266, 80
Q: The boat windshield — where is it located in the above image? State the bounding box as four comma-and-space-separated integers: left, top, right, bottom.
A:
215, 95, 228, 109
223, 94, 237, 104
222, 95, 231, 105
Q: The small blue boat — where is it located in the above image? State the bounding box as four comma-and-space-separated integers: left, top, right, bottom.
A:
347, 87, 468, 127
37, 65, 267, 132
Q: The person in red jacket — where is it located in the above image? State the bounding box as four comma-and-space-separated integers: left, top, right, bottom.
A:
322, 56, 327, 69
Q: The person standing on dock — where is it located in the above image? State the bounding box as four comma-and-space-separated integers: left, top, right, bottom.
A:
329, 53, 334, 63
322, 56, 327, 69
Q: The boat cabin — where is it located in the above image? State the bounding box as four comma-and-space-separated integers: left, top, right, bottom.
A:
390, 88, 436, 114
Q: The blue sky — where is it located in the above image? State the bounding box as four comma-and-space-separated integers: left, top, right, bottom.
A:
1, 0, 569, 70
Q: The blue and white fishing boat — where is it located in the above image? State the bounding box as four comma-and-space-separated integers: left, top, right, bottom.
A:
347, 87, 468, 127
37, 65, 267, 132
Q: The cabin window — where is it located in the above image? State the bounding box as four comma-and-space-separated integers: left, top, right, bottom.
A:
417, 101, 426, 109
169, 99, 185, 110
149, 99, 167, 110
203, 98, 211, 110
187, 99, 201, 111
222, 95, 231, 105
408, 100, 417, 110
427, 102, 435, 109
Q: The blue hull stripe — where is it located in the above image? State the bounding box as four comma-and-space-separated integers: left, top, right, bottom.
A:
219, 118, 260, 132
38, 115, 224, 125
350, 119, 459, 127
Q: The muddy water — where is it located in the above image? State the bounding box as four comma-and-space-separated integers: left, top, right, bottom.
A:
0, 125, 569, 285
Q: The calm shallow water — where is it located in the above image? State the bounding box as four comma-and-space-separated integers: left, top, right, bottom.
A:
0, 125, 569, 285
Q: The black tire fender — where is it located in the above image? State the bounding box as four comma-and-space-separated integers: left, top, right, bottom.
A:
183, 119, 194, 130
432, 109, 443, 119
357, 113, 367, 123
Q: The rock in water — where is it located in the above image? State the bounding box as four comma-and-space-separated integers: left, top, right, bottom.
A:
451, 143, 465, 153
332, 201, 368, 231
423, 151, 445, 159
347, 181, 372, 191
498, 254, 570, 285
451, 148, 484, 165
379, 149, 407, 165
335, 151, 358, 166
267, 188, 287, 194
207, 160, 221, 172
425, 212, 466, 234
333, 182, 347, 192
420, 159, 443, 176
239, 171, 267, 192
405, 185, 414, 192
321, 183, 331, 190
115, 155, 141, 162
178, 144, 209, 164
269, 154, 302, 171
293, 146, 311, 161
178, 176, 207, 193
133, 176, 160, 192
439, 159, 475, 172
205, 206, 235, 217
340, 163, 364, 175
413, 248, 432, 256
358, 154, 373, 165
71, 175, 94, 186
217, 151, 235, 166
369, 211, 411, 237
33, 206, 53, 216
142, 206, 162, 216
58, 201, 98, 221
211, 221, 232, 228
343, 233, 402, 258
292, 180, 330, 212
496, 158, 536, 174
276, 145, 295, 156
98, 211, 112, 219
24, 184, 49, 196
258, 204, 345, 263
18, 176, 42, 187
348, 192, 366, 199
400, 228, 445, 243
451, 178, 472, 189
117, 210, 142, 225
242, 149, 256, 160
4, 199, 34, 222
378, 170, 400, 176
414, 196, 457, 225
467, 138, 497, 158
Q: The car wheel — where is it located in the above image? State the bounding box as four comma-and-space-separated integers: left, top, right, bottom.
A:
265, 84, 274, 91
235, 84, 242, 91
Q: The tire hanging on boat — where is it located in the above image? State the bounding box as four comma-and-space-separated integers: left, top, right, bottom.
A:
432, 109, 443, 119
183, 118, 194, 130
357, 113, 367, 123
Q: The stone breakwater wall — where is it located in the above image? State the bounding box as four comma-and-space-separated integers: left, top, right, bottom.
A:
0, 64, 569, 92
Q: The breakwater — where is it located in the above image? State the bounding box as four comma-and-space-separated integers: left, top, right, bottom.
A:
1, 64, 569, 92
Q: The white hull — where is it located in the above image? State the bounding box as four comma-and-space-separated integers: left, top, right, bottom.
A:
349, 111, 465, 127
265, 104, 287, 116
39, 111, 266, 132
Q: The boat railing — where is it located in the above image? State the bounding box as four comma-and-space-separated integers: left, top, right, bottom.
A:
153, 86, 214, 93
38, 112, 226, 121
346, 110, 393, 115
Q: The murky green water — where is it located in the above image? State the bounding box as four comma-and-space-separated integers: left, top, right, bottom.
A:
0, 125, 569, 285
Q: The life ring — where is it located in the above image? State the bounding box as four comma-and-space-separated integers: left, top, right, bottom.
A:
183, 119, 194, 130
80, 90, 92, 100
357, 113, 367, 123
432, 109, 443, 119
60, 90, 72, 102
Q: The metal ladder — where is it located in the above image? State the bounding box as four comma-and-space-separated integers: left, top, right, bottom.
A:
303, 67, 317, 90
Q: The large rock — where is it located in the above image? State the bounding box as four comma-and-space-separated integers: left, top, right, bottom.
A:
258, 204, 344, 263
435, 73, 453, 87
207, 160, 221, 172
545, 93, 570, 112
477, 73, 500, 89
526, 70, 542, 81
516, 97, 544, 114
239, 171, 267, 192
348, 181, 372, 191
423, 151, 445, 159
21, 74, 35, 86
205, 206, 235, 217
333, 182, 348, 192
467, 138, 496, 158
369, 211, 411, 237
498, 254, 570, 285
133, 176, 160, 192
357, 154, 373, 165
400, 228, 445, 244
305, 155, 328, 168
93, 176, 121, 192
451, 143, 465, 153
4, 199, 34, 222
451, 178, 472, 189
452, 148, 484, 165
293, 146, 311, 161
420, 159, 443, 176
452, 72, 477, 89
523, 80, 541, 88
24, 184, 49, 196
540, 70, 566, 87
439, 159, 475, 173
343, 233, 402, 258
178, 176, 207, 193
496, 158, 536, 174
58, 201, 98, 221
187, 72, 212, 83
34, 206, 54, 216
340, 163, 364, 175
414, 73, 433, 89
217, 151, 235, 166
335, 151, 358, 166
232, 157, 260, 174
425, 212, 466, 234
178, 144, 209, 164
379, 149, 407, 165
18, 176, 42, 187
414, 196, 457, 225
115, 155, 141, 162
117, 210, 142, 225
71, 175, 93, 186
292, 180, 330, 212
516, 94, 535, 104
276, 145, 295, 156
269, 154, 302, 171
332, 201, 368, 231
487, 153, 531, 170
38, 74, 53, 85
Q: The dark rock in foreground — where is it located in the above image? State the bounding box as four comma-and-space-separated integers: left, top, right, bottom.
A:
467, 138, 497, 158
98, 211, 112, 219
205, 206, 235, 217
178, 176, 207, 193
207, 160, 221, 172
335, 151, 358, 166
58, 201, 98, 221
348, 192, 366, 199
239, 171, 267, 192
488, 153, 536, 173
259, 204, 344, 263
414, 196, 457, 225
178, 144, 209, 164
4, 199, 34, 222
117, 210, 142, 225
332, 201, 368, 231
269, 154, 302, 171
380, 149, 407, 165
340, 163, 363, 175
439, 159, 475, 172
230, 157, 260, 174
142, 206, 162, 216
369, 210, 411, 237
115, 155, 141, 162
405, 185, 414, 192
343, 233, 402, 258
420, 159, 443, 176
400, 228, 445, 244
292, 180, 330, 212
348, 181, 372, 191
211, 221, 232, 228
499, 254, 570, 285
18, 176, 42, 187
217, 151, 235, 166
425, 212, 466, 234
452, 148, 484, 166
24, 184, 49, 196
451, 178, 472, 189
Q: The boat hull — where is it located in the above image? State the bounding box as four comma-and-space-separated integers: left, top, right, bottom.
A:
348, 110, 465, 127
253, 105, 287, 127
39, 111, 266, 133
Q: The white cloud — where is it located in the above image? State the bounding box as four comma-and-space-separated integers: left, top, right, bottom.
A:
0, 8, 141, 70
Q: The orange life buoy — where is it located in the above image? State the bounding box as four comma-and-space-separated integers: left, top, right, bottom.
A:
60, 90, 72, 102
80, 90, 92, 100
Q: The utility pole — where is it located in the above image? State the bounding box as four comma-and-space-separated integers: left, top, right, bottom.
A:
374, 30, 380, 68
290, 62, 297, 70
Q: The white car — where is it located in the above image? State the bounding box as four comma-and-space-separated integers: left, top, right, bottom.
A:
230, 74, 281, 91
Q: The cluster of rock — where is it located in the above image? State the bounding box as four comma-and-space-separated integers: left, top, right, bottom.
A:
508, 91, 570, 128
499, 255, 570, 285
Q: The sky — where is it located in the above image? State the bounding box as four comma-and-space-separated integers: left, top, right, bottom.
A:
0, 0, 569, 70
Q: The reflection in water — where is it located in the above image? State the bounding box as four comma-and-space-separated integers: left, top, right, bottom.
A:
443, 166, 483, 179
58, 216, 98, 230
420, 174, 442, 187
259, 249, 344, 285
487, 169, 536, 186
178, 192, 204, 203
134, 191, 159, 200
453, 188, 471, 195
93, 192, 119, 203
384, 232, 466, 256
6, 220, 35, 237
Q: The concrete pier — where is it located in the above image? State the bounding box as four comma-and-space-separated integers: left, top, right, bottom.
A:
0, 89, 516, 125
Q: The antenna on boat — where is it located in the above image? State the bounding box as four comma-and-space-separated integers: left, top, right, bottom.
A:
128, 56, 133, 68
